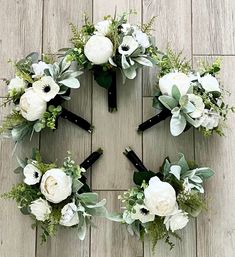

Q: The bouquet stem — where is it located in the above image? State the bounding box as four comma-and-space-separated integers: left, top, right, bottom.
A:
60, 107, 93, 133
137, 109, 171, 132
123, 147, 148, 172
108, 72, 117, 112
80, 148, 103, 170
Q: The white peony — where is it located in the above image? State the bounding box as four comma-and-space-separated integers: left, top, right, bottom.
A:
23, 163, 42, 185
133, 30, 150, 48
164, 209, 189, 232
40, 168, 72, 203
198, 74, 221, 93
59, 202, 79, 227
8, 76, 26, 95
29, 198, 51, 221
32, 76, 60, 102
84, 35, 113, 65
198, 109, 220, 130
19, 88, 47, 121
32, 61, 49, 78
187, 94, 205, 118
131, 204, 155, 223
94, 20, 111, 36
159, 72, 191, 96
118, 36, 139, 56
144, 177, 177, 216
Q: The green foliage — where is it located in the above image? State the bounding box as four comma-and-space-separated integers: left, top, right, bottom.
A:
0, 111, 25, 134
141, 16, 157, 35
199, 58, 221, 76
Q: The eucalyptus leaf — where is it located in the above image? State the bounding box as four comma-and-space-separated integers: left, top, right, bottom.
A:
170, 114, 187, 136
59, 78, 80, 88
159, 95, 178, 110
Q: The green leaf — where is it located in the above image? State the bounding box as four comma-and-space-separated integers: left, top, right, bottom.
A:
133, 171, 156, 186
86, 199, 106, 208
33, 122, 44, 133
134, 57, 153, 67
169, 165, 181, 180
123, 66, 137, 79
93, 68, 113, 89
122, 55, 130, 69
106, 212, 123, 222
171, 85, 181, 101
194, 167, 214, 179
16, 156, 27, 168
184, 113, 201, 128
179, 95, 189, 108
79, 192, 98, 204
20, 206, 31, 215
170, 114, 187, 136
177, 153, 190, 174
77, 216, 86, 240
72, 179, 84, 192
13, 167, 23, 174
59, 78, 80, 88
159, 95, 178, 110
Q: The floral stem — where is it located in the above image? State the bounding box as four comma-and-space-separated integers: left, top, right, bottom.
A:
137, 109, 171, 132
123, 147, 148, 172
108, 72, 117, 112
80, 148, 103, 170
60, 107, 93, 133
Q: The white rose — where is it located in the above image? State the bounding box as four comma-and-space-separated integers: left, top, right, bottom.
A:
59, 202, 79, 227
19, 88, 47, 121
133, 30, 150, 48
32, 61, 49, 78
144, 177, 177, 216
23, 163, 42, 185
198, 74, 221, 93
32, 76, 60, 102
29, 198, 51, 221
94, 20, 111, 36
40, 168, 72, 203
159, 72, 191, 96
164, 209, 189, 232
84, 35, 113, 65
8, 76, 26, 95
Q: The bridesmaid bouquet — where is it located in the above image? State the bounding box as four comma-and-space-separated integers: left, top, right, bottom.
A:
65, 12, 157, 112
118, 147, 214, 249
138, 49, 234, 136
0, 52, 92, 143
2, 149, 108, 242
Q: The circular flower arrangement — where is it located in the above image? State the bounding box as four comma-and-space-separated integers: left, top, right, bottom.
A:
138, 48, 234, 136
0, 52, 92, 143
64, 12, 158, 112
116, 147, 214, 249
2, 148, 109, 242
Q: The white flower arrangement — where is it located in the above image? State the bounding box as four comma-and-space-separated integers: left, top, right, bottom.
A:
65, 12, 157, 112
117, 148, 214, 250
1, 148, 111, 242
138, 49, 234, 136
0, 52, 92, 143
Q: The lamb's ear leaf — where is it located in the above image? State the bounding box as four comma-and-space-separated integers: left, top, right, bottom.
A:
171, 85, 181, 101
159, 95, 178, 110
133, 171, 155, 186
170, 114, 187, 136
59, 78, 80, 88
77, 215, 86, 240
194, 167, 215, 179
178, 153, 190, 174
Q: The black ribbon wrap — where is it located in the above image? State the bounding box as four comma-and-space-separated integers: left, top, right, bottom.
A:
108, 72, 117, 112
137, 109, 171, 132
60, 107, 93, 133
123, 147, 148, 172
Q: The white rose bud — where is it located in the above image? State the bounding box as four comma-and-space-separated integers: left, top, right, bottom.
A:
8, 76, 26, 96
40, 168, 72, 203
59, 202, 79, 227
84, 35, 113, 65
164, 209, 189, 232
144, 177, 177, 216
159, 72, 191, 96
198, 74, 221, 93
29, 198, 51, 221
19, 88, 47, 121
94, 20, 111, 36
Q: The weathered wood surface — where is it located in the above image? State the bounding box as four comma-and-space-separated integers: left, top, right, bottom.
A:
0, 1, 235, 257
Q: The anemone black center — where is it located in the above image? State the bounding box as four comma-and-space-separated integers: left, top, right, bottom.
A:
121, 45, 130, 51
34, 172, 39, 178
43, 85, 51, 93
140, 208, 149, 215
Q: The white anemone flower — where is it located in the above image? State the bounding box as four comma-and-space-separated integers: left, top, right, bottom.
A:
32, 76, 60, 102
23, 163, 42, 185
187, 94, 205, 118
118, 36, 139, 56
32, 61, 49, 78
130, 204, 155, 223
198, 109, 220, 130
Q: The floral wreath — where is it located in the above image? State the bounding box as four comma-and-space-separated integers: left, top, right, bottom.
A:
64, 12, 158, 112
138, 49, 234, 136
1, 148, 109, 242
0, 52, 92, 144
116, 147, 214, 250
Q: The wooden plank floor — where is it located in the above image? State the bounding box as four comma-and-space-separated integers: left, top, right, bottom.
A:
0, 0, 235, 256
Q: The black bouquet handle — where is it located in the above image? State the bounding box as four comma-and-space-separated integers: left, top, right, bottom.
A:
60, 107, 93, 133
123, 147, 148, 172
137, 109, 171, 132
108, 72, 117, 112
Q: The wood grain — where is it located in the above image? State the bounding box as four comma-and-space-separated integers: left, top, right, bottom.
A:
194, 56, 235, 257
92, 0, 142, 190
0, 1, 43, 257
192, 0, 235, 55
143, 0, 191, 96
